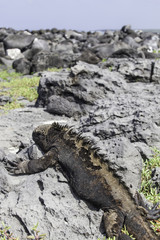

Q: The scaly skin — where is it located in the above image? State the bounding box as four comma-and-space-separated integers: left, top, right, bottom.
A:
7, 123, 160, 240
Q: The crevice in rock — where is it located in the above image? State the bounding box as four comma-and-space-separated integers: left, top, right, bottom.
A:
37, 180, 44, 191
150, 61, 155, 82
39, 196, 45, 206
12, 214, 30, 235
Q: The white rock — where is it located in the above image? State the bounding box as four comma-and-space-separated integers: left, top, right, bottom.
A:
6, 48, 24, 60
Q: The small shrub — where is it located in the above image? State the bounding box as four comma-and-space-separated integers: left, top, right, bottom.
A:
0, 222, 46, 240
0, 222, 19, 240
101, 58, 107, 63
27, 223, 46, 240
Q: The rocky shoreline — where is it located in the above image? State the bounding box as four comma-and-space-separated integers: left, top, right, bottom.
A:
0, 25, 160, 74
0, 25, 160, 239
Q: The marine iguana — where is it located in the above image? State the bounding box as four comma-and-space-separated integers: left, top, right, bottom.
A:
7, 122, 160, 240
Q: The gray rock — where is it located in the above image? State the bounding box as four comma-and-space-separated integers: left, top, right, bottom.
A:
0, 95, 12, 106
54, 40, 73, 54
78, 50, 101, 64
12, 58, 31, 74
152, 167, 160, 193
142, 34, 159, 50
0, 28, 8, 41
4, 34, 35, 50
123, 36, 139, 48
31, 51, 64, 72
0, 164, 104, 240
47, 95, 82, 118
0, 148, 5, 161
0, 57, 13, 67
100, 57, 160, 83
92, 41, 130, 59
65, 30, 85, 40
110, 48, 143, 59
31, 38, 51, 53
0, 42, 5, 57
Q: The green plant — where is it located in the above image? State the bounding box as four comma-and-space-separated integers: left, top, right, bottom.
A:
140, 148, 160, 232
140, 147, 160, 202
0, 222, 19, 240
102, 58, 107, 63
0, 69, 22, 82
121, 225, 135, 239
46, 67, 62, 72
0, 75, 40, 112
108, 66, 113, 71
0, 222, 46, 240
27, 223, 46, 240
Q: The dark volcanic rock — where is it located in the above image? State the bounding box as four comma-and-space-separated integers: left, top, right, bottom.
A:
13, 58, 31, 74
31, 38, 51, 53
78, 50, 101, 64
47, 95, 82, 118
0, 26, 160, 73
92, 41, 129, 59
31, 51, 64, 72
100, 58, 160, 83
152, 167, 160, 192
4, 34, 35, 50
0, 42, 5, 57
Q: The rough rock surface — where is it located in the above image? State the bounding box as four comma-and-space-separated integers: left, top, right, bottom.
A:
0, 26, 160, 239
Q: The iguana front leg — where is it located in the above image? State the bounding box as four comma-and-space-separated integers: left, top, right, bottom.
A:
135, 191, 160, 220
7, 147, 59, 175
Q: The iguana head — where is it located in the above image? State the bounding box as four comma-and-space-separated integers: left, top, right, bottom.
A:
32, 122, 68, 152
32, 124, 51, 152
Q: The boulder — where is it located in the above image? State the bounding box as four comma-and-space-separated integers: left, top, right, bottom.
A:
0, 57, 13, 67
31, 51, 64, 72
31, 38, 51, 53
47, 95, 82, 117
92, 41, 130, 59
12, 58, 31, 75
4, 34, 35, 50
6, 48, 24, 60
54, 40, 73, 54
0, 28, 8, 41
65, 30, 85, 40
142, 34, 159, 50
78, 50, 101, 64
0, 42, 5, 57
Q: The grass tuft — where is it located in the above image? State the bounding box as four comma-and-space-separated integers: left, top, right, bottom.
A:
0, 69, 22, 81
0, 69, 40, 112
140, 148, 160, 202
